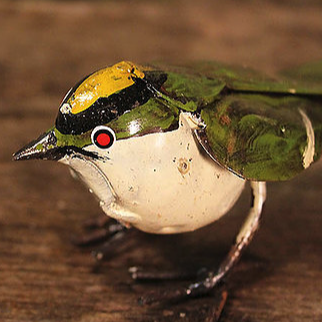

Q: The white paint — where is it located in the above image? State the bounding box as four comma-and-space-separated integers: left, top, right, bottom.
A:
128, 120, 141, 135
299, 108, 315, 169
60, 103, 72, 114
60, 154, 116, 207
63, 113, 246, 234
75, 92, 95, 108
236, 181, 266, 244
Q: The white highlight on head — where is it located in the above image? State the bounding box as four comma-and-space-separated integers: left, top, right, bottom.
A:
76, 92, 95, 106
60, 103, 72, 114
128, 120, 141, 135
299, 108, 315, 169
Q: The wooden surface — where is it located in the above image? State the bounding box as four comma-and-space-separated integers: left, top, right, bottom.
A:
1, 1, 322, 321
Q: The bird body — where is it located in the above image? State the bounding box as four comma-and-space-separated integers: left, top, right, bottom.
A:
62, 112, 245, 233
13, 60, 322, 232
13, 60, 322, 303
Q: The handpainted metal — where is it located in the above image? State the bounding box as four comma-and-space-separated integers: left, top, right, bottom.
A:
13, 60, 322, 303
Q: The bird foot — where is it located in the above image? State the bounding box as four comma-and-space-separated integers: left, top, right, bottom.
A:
71, 215, 132, 260
130, 266, 221, 304
133, 269, 229, 322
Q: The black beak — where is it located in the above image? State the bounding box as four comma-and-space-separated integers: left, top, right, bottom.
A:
13, 128, 101, 162
13, 129, 60, 161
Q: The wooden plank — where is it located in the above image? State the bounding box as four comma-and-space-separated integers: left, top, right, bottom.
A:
1, 1, 322, 321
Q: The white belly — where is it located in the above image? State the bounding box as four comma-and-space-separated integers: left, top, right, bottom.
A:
63, 113, 246, 234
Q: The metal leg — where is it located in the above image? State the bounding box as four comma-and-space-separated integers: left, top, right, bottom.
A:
139, 181, 267, 304
129, 266, 201, 281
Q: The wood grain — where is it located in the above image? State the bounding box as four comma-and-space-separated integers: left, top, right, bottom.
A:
1, 1, 322, 321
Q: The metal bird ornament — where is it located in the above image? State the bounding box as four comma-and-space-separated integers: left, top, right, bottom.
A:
13, 61, 322, 304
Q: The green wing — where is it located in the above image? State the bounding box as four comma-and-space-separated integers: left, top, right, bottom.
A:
157, 61, 322, 181
198, 94, 322, 181
158, 60, 322, 100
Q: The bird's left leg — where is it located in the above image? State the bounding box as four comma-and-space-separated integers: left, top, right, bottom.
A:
138, 181, 267, 304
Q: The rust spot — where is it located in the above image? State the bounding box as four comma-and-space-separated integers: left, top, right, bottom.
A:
220, 114, 231, 125
227, 133, 236, 155
178, 157, 190, 175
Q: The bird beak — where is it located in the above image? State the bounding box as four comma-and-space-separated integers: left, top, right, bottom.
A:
13, 128, 60, 161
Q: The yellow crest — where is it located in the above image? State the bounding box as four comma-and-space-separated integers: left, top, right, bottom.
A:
67, 61, 145, 114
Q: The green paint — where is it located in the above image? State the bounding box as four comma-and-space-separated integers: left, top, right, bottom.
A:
36, 143, 43, 151
54, 127, 91, 148
157, 91, 196, 112
107, 97, 179, 139
201, 94, 322, 181
160, 61, 322, 96
280, 61, 322, 95
160, 69, 225, 110
158, 61, 322, 180
41, 60, 322, 182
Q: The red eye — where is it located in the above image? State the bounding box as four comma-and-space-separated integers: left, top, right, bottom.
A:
91, 126, 115, 149
96, 133, 111, 147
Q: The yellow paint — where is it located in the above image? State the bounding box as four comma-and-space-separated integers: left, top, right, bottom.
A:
69, 61, 145, 114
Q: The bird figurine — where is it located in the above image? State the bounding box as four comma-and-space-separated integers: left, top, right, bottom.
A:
13, 60, 322, 303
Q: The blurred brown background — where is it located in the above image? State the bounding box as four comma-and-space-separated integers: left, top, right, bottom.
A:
1, 1, 322, 321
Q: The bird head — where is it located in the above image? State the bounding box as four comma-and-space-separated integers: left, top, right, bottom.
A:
13, 61, 177, 163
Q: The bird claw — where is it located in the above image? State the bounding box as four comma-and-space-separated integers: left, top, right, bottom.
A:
138, 284, 228, 322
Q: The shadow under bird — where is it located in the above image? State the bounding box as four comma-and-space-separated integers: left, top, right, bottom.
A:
13, 60, 322, 305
